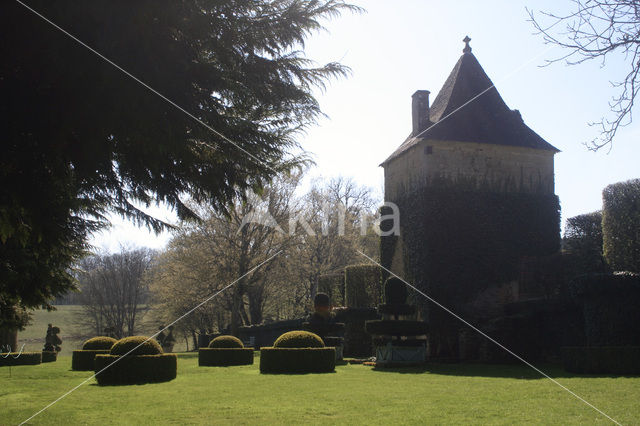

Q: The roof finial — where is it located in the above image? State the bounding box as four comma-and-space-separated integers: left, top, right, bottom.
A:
463, 35, 472, 53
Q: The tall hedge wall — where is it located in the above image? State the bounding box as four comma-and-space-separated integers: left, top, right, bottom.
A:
344, 264, 382, 308
603, 179, 640, 273
391, 184, 561, 357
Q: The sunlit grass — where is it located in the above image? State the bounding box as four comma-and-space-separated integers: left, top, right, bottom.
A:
1, 353, 638, 424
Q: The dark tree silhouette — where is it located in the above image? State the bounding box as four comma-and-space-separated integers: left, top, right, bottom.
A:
0, 0, 358, 347
528, 1, 640, 150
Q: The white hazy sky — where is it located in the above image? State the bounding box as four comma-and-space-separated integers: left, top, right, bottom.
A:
90, 0, 640, 252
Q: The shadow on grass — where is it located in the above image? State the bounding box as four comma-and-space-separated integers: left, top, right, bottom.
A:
370, 362, 637, 379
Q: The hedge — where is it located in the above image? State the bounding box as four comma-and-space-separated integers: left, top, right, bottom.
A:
94, 354, 177, 385
209, 335, 243, 349
603, 179, 640, 273
0, 351, 42, 366
41, 351, 57, 363
110, 336, 163, 356
72, 349, 111, 371
199, 348, 254, 366
344, 264, 382, 308
82, 336, 117, 350
365, 320, 428, 336
570, 272, 640, 346
274, 331, 324, 348
562, 346, 640, 375
259, 347, 335, 373
323, 336, 343, 347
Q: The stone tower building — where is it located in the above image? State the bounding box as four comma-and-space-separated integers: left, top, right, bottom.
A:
380, 37, 561, 359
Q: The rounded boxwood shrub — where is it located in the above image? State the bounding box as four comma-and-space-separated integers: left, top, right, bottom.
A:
209, 335, 243, 349
82, 336, 117, 350
110, 336, 163, 356
260, 347, 335, 374
273, 331, 324, 348
94, 353, 177, 385
0, 351, 42, 366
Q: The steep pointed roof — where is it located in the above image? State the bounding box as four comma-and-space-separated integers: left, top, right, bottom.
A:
382, 38, 559, 165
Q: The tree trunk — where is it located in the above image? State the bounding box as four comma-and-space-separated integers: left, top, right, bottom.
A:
0, 327, 19, 352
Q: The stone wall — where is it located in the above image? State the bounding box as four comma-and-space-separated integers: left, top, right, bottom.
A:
384, 139, 555, 201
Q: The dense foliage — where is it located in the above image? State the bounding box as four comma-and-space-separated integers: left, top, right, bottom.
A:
384, 277, 408, 305
273, 331, 324, 348
344, 264, 382, 308
82, 336, 117, 350
563, 211, 607, 273
94, 354, 177, 385
0, 0, 356, 324
602, 179, 640, 272
389, 184, 560, 357
570, 272, 640, 346
259, 347, 335, 373
41, 351, 58, 363
110, 336, 163, 356
208, 335, 244, 349
198, 348, 254, 366
72, 349, 111, 371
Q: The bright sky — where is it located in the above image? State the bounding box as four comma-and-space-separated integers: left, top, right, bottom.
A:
90, 0, 640, 252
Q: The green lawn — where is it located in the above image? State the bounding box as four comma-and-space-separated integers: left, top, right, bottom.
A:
1, 354, 638, 425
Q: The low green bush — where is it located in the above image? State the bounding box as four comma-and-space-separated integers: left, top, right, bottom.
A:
323, 337, 343, 347
562, 346, 640, 375
110, 336, 163, 356
209, 335, 244, 349
273, 331, 324, 348
94, 354, 177, 385
72, 349, 111, 371
260, 347, 335, 373
0, 351, 42, 366
41, 351, 57, 363
198, 348, 254, 366
82, 336, 117, 350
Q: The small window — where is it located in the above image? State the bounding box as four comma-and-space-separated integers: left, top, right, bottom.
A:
424, 146, 433, 155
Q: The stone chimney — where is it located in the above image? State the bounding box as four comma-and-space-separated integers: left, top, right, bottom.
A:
412, 90, 430, 136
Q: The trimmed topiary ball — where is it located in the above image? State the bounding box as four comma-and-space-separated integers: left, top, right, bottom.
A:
110, 336, 163, 356
385, 277, 408, 305
273, 331, 324, 348
314, 292, 330, 308
82, 336, 117, 350
209, 335, 244, 349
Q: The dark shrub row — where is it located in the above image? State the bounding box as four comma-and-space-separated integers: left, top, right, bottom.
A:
260, 347, 335, 374
0, 352, 42, 366
72, 350, 111, 371
365, 320, 428, 336
562, 346, 640, 375
94, 354, 177, 385
603, 179, 640, 273
198, 348, 254, 366
41, 351, 57, 363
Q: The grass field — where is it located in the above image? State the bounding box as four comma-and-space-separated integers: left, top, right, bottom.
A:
18, 306, 189, 357
1, 353, 638, 425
